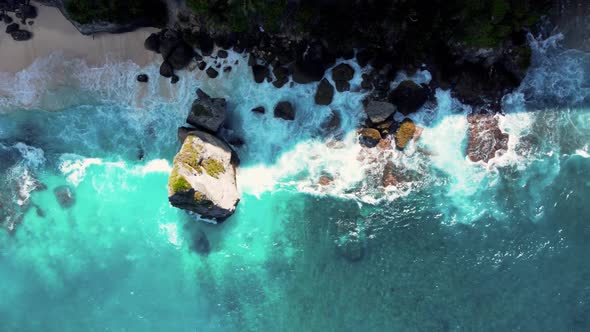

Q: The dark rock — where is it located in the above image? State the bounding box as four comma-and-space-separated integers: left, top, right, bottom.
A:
332, 63, 355, 81
292, 42, 334, 84
197, 32, 214, 56
320, 109, 341, 134
217, 50, 228, 58
18, 4, 37, 20
197, 61, 207, 71
272, 66, 289, 88
223, 66, 232, 73
6, 23, 18, 34
356, 48, 375, 67
251, 106, 265, 114
389, 80, 429, 115
466, 114, 509, 163
136, 74, 149, 83
158, 29, 181, 58
228, 136, 244, 147
178, 126, 193, 143
359, 128, 382, 148
27, 20, 33, 25
53, 185, 75, 209
314, 78, 335, 105
159, 61, 173, 78
364, 101, 397, 124
171, 74, 179, 84
252, 65, 268, 84
144, 33, 160, 52
206, 67, 219, 79
274, 101, 295, 121
2, 14, 13, 24
335, 80, 350, 92
10, 29, 31, 41
187, 89, 226, 132
168, 42, 194, 70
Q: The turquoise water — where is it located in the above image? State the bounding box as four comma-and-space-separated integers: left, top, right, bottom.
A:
1, 36, 589, 331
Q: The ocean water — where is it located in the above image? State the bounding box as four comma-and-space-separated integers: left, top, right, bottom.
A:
0, 35, 589, 331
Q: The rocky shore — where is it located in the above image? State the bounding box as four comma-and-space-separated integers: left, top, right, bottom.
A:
3, 0, 587, 221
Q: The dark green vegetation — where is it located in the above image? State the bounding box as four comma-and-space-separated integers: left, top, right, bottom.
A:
187, 0, 286, 32
64, 0, 167, 25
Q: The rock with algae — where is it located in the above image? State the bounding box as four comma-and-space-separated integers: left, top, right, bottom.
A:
168, 130, 239, 220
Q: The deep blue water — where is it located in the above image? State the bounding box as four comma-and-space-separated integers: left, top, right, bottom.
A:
0, 36, 589, 331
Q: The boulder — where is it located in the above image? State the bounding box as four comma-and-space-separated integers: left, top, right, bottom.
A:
395, 119, 416, 150
168, 42, 194, 70
198, 61, 207, 70
10, 29, 31, 41
272, 66, 289, 88
389, 80, 429, 115
359, 128, 381, 148
171, 74, 179, 84
137, 74, 149, 83
168, 130, 240, 220
159, 61, 173, 78
320, 109, 341, 134
6, 23, 18, 34
54, 185, 75, 209
466, 114, 509, 163
252, 65, 268, 83
274, 101, 295, 121
335, 80, 350, 92
364, 101, 397, 124
187, 89, 226, 133
217, 50, 228, 58
158, 29, 181, 59
2, 14, 13, 24
17, 4, 37, 21
206, 67, 219, 79
314, 78, 334, 105
144, 33, 160, 52
332, 63, 354, 81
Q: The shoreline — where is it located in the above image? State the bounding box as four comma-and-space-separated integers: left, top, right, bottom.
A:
0, 2, 158, 74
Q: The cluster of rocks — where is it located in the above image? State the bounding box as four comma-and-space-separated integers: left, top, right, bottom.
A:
1, 0, 36, 41
168, 88, 240, 221
466, 114, 509, 163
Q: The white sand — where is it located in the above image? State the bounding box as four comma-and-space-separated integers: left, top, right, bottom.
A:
0, 2, 159, 73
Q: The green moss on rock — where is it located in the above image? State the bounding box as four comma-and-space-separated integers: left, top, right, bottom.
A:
202, 159, 225, 178
176, 136, 203, 173
169, 167, 191, 193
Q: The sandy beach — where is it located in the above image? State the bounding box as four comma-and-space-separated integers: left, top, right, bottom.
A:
0, 2, 158, 73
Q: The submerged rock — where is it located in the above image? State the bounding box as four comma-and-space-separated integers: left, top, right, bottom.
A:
251, 106, 265, 114
314, 78, 334, 105
337, 233, 365, 262
274, 101, 295, 121
272, 66, 289, 88
54, 185, 75, 209
466, 114, 509, 163
389, 80, 429, 115
364, 101, 397, 124
168, 130, 239, 220
187, 89, 226, 133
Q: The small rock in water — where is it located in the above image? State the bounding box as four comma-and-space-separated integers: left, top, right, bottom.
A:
171, 74, 179, 84
251, 106, 265, 114
2, 14, 13, 24
217, 50, 228, 58
206, 67, 219, 79
466, 114, 509, 163
273, 101, 295, 121
332, 63, 355, 82
319, 174, 334, 186
53, 185, 75, 209
197, 61, 207, 71
11, 29, 31, 41
223, 66, 232, 73
6, 23, 19, 34
359, 128, 382, 148
136, 74, 149, 83
314, 78, 335, 105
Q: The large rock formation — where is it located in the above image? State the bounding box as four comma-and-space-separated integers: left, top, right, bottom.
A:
168, 130, 239, 220
186, 89, 226, 133
466, 114, 509, 163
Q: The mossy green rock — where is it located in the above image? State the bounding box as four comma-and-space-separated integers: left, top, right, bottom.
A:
168, 130, 239, 220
